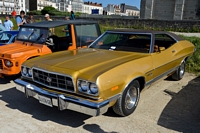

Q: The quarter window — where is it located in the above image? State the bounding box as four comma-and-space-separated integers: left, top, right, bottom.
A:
154, 34, 177, 49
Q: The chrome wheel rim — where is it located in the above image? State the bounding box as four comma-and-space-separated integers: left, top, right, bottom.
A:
179, 62, 185, 77
125, 86, 137, 110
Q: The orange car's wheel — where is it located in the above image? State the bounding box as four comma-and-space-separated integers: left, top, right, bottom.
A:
172, 60, 185, 81
112, 80, 140, 116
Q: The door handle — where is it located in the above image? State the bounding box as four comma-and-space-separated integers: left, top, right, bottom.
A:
172, 50, 176, 53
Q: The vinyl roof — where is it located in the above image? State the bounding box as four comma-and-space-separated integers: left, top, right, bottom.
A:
107, 29, 184, 41
21, 20, 98, 28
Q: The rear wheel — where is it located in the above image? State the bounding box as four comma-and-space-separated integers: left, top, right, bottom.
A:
112, 80, 140, 116
172, 60, 186, 81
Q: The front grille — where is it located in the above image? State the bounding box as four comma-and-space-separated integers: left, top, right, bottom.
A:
32, 68, 74, 92
0, 60, 3, 69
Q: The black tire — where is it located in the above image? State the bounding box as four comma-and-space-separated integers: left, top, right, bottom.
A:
172, 60, 186, 81
112, 80, 140, 116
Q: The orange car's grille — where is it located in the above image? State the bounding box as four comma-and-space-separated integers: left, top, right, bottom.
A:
32, 68, 74, 92
0, 60, 3, 69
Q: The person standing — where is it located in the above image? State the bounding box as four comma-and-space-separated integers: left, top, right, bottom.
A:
62, 16, 70, 36
11, 9, 17, 18
4, 16, 14, 31
44, 14, 52, 21
70, 11, 75, 20
26, 12, 36, 24
16, 10, 26, 30
44, 14, 54, 35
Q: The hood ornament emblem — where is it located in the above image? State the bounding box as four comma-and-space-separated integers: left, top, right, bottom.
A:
46, 77, 52, 83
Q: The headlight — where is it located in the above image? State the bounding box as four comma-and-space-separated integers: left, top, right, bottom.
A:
78, 80, 99, 96
21, 66, 32, 78
28, 69, 32, 77
4, 60, 13, 67
22, 66, 27, 75
79, 81, 88, 92
89, 83, 98, 94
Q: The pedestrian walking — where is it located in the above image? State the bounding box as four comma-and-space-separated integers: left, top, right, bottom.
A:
4, 16, 13, 31
62, 16, 70, 36
70, 11, 75, 20
16, 10, 26, 30
11, 9, 17, 18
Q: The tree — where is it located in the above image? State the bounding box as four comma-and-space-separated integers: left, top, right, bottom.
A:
41, 6, 57, 15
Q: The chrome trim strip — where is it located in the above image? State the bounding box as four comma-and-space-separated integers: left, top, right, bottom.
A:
145, 66, 178, 87
14, 79, 109, 116
31, 67, 75, 93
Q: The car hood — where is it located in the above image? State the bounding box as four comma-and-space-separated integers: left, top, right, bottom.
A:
0, 41, 43, 58
26, 48, 149, 79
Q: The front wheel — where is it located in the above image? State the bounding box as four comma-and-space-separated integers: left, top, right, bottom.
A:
171, 60, 186, 81
112, 80, 140, 116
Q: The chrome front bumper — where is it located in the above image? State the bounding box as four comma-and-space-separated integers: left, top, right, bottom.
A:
14, 79, 109, 116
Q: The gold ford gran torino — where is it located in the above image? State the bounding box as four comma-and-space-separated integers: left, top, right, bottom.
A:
14, 29, 196, 117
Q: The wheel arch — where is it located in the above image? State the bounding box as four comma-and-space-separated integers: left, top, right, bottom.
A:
124, 76, 146, 92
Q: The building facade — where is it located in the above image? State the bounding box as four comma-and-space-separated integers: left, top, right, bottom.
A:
104, 3, 139, 16
51, 0, 72, 12
140, 0, 200, 20
0, 0, 25, 15
82, 1, 103, 14
29, 0, 56, 11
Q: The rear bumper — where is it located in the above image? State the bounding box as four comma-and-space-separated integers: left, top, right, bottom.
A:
14, 79, 109, 116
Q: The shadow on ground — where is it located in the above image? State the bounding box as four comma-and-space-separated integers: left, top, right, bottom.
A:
83, 124, 118, 133
157, 77, 200, 132
0, 75, 20, 84
0, 87, 91, 127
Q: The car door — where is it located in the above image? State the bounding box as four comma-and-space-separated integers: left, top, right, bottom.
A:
151, 34, 178, 79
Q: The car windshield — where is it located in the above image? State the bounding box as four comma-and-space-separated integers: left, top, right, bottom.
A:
0, 32, 12, 43
89, 32, 151, 53
17, 27, 48, 43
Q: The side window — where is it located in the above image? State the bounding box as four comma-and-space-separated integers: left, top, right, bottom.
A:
0, 33, 12, 43
155, 34, 177, 50
75, 24, 99, 47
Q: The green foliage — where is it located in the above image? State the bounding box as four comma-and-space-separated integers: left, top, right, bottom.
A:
41, 6, 57, 15
181, 35, 200, 74
27, 10, 42, 15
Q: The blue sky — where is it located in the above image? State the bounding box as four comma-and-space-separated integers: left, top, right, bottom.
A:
87, 0, 141, 9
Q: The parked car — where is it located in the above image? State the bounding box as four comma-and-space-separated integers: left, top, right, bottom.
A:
0, 30, 18, 46
0, 25, 6, 32
0, 20, 101, 77
14, 29, 195, 116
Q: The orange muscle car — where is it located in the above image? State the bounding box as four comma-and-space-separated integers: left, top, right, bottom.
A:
0, 20, 101, 77
14, 29, 195, 116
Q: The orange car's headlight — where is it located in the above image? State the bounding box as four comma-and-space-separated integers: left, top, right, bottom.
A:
4, 59, 13, 68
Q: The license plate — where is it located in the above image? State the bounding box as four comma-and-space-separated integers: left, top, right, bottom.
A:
38, 95, 53, 107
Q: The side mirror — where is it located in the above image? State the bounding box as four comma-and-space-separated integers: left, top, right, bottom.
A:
46, 38, 54, 46
159, 47, 165, 51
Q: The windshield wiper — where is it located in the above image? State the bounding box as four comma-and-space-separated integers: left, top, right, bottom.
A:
27, 31, 35, 41
30, 33, 43, 45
